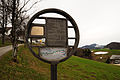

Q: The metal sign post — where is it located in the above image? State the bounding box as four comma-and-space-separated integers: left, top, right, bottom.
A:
26, 8, 79, 80
51, 64, 57, 80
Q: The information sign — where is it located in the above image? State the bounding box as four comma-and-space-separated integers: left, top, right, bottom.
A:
46, 18, 67, 47
40, 48, 67, 61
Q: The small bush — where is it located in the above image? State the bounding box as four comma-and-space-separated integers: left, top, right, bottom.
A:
74, 48, 92, 59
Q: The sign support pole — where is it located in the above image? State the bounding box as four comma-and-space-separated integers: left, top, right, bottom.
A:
51, 64, 57, 80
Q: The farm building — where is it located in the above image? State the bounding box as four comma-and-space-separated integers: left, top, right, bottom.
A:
105, 42, 120, 49
110, 55, 120, 64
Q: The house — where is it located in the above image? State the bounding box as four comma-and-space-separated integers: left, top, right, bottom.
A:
105, 42, 120, 50
110, 55, 120, 64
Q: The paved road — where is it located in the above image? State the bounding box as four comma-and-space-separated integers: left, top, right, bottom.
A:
0, 45, 12, 57
0, 44, 23, 57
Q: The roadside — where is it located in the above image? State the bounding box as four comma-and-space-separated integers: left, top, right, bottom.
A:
0, 44, 23, 57
0, 45, 12, 57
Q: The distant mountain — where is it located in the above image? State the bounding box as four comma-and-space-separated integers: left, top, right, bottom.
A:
105, 42, 120, 49
81, 43, 104, 49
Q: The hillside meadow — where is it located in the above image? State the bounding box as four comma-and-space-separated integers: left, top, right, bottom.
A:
0, 46, 120, 80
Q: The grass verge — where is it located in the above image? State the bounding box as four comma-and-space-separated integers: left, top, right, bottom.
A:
0, 46, 120, 80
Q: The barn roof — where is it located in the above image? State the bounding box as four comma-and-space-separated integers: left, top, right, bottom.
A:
110, 55, 120, 59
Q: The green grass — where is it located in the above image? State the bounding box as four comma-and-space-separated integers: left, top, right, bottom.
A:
93, 49, 120, 55
0, 46, 120, 80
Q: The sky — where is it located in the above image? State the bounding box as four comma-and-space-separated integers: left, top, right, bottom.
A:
28, 0, 120, 47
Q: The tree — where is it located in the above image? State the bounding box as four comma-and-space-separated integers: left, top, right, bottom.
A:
0, 0, 10, 44
83, 48, 91, 57
106, 57, 110, 64
9, 0, 41, 62
0, 0, 41, 61
74, 48, 92, 59
74, 48, 84, 57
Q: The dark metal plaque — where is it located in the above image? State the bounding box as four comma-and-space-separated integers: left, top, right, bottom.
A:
46, 18, 67, 47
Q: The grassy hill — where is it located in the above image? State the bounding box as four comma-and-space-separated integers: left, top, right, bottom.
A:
0, 46, 120, 80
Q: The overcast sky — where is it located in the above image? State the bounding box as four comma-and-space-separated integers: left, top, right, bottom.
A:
28, 0, 120, 47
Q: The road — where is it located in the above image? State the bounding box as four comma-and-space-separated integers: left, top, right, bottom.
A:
0, 44, 23, 57
0, 45, 12, 57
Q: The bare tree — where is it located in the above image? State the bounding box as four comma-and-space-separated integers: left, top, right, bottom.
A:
0, 0, 41, 61
0, 0, 9, 44
10, 0, 41, 62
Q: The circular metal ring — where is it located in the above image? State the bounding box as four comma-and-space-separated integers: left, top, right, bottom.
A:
26, 8, 79, 64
